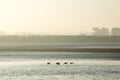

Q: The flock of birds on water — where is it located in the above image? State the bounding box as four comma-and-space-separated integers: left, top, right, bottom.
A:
47, 62, 74, 65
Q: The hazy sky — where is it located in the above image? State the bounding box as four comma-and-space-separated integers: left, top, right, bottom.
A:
0, 0, 120, 34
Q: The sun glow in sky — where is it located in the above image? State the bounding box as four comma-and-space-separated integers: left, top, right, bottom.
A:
0, 0, 120, 34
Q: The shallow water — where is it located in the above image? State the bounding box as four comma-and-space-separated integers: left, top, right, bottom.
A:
0, 52, 120, 80
0, 60, 120, 80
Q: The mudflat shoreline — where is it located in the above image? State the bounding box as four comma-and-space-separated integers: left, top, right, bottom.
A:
0, 48, 120, 53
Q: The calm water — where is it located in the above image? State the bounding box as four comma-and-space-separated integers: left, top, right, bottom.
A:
0, 52, 120, 80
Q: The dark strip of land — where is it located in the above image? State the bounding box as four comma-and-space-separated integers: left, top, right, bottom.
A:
0, 35, 120, 43
0, 48, 120, 53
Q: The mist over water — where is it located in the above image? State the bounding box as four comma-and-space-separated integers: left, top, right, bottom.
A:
0, 32, 120, 80
0, 0, 120, 79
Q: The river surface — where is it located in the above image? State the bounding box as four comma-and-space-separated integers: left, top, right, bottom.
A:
0, 52, 120, 80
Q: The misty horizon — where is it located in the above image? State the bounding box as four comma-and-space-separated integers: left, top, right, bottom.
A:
0, 27, 120, 36
0, 0, 120, 34
0, 1, 120, 80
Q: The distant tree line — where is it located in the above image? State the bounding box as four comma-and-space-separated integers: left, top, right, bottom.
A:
0, 27, 120, 36
92, 27, 120, 36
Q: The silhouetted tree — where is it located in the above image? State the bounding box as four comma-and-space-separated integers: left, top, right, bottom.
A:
92, 27, 109, 36
101, 28, 109, 35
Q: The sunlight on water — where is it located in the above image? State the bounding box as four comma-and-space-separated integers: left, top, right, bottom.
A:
0, 60, 120, 80
0, 51, 120, 80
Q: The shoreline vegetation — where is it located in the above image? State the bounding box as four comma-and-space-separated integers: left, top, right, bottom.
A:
0, 35, 120, 53
0, 35, 120, 43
